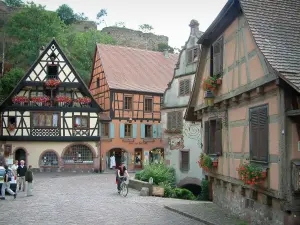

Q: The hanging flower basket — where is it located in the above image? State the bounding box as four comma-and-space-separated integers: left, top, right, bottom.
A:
236, 163, 266, 186
197, 153, 213, 172
74, 97, 91, 105
55, 96, 72, 103
12, 96, 29, 105
45, 79, 61, 88
31, 96, 50, 103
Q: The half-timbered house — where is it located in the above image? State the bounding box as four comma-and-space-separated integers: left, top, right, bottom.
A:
185, 0, 300, 224
89, 45, 178, 170
161, 20, 203, 193
0, 39, 103, 172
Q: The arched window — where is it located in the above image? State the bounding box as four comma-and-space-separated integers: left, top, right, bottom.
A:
63, 145, 93, 164
40, 151, 59, 167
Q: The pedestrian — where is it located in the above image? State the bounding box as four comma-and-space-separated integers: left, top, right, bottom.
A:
25, 165, 33, 197
11, 160, 19, 190
1, 165, 17, 200
17, 160, 27, 192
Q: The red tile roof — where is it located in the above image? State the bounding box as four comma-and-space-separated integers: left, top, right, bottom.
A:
97, 44, 178, 93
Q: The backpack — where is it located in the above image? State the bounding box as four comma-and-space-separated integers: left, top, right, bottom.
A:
3, 169, 13, 182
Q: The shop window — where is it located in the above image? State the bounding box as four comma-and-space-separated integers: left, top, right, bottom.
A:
40, 151, 59, 167
62, 145, 93, 164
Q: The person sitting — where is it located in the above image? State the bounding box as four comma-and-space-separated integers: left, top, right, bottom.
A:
116, 161, 129, 192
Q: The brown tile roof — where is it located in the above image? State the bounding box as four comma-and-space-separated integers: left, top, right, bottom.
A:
97, 44, 178, 93
239, 0, 300, 75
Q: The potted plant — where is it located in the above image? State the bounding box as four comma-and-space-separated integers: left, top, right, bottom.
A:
45, 79, 61, 88
31, 96, 50, 106
55, 96, 72, 106
236, 163, 266, 186
74, 97, 91, 105
212, 159, 218, 167
197, 153, 213, 172
12, 96, 29, 105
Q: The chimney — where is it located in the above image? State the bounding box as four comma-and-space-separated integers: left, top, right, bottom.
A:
39, 46, 45, 56
163, 49, 169, 58
189, 19, 200, 36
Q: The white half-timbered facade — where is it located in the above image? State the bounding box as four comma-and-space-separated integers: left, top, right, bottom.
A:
0, 39, 103, 172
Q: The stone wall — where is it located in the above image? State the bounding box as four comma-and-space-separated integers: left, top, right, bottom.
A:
211, 179, 297, 225
101, 27, 168, 51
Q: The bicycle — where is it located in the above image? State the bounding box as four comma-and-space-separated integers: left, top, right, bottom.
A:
117, 176, 128, 197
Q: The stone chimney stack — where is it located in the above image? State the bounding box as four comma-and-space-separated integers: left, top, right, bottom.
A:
39, 46, 45, 56
163, 49, 169, 58
189, 19, 200, 36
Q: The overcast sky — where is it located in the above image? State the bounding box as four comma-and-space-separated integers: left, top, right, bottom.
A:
32, 0, 227, 48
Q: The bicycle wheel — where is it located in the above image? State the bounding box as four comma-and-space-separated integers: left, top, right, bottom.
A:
120, 182, 128, 197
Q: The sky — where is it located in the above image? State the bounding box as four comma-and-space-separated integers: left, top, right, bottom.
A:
32, 0, 228, 48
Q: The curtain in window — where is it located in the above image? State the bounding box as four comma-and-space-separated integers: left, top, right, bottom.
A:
53, 114, 58, 127
81, 117, 88, 127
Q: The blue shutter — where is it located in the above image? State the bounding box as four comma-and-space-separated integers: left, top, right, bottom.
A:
132, 124, 137, 138
120, 123, 125, 138
141, 123, 145, 139
109, 122, 114, 138
157, 124, 162, 138
152, 124, 157, 138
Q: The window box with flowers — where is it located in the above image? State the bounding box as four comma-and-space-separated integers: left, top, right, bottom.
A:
236, 163, 267, 187
45, 79, 61, 89
12, 96, 29, 106
74, 97, 91, 107
202, 74, 223, 107
197, 153, 219, 172
55, 96, 72, 107
31, 96, 50, 106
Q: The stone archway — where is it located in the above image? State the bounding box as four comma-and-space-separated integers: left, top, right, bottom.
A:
177, 177, 202, 196
13, 147, 28, 165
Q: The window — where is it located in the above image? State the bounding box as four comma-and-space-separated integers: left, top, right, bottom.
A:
125, 124, 132, 137
8, 116, 16, 126
74, 116, 88, 128
179, 79, 191, 96
145, 125, 152, 138
204, 119, 222, 155
62, 144, 93, 164
124, 96, 132, 110
47, 64, 58, 78
180, 150, 190, 171
145, 98, 153, 112
96, 77, 100, 88
101, 123, 109, 137
210, 37, 224, 76
249, 105, 268, 162
32, 112, 59, 128
40, 151, 59, 167
187, 47, 199, 64
167, 111, 183, 130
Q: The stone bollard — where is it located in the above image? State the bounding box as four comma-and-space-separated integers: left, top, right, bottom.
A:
140, 187, 150, 196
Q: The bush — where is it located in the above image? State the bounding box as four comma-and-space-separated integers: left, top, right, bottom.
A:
172, 188, 195, 200
135, 163, 176, 187
134, 171, 141, 180
197, 179, 209, 201
159, 182, 174, 198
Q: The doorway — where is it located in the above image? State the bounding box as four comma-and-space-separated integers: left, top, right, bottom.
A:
107, 148, 128, 170
15, 148, 26, 164
134, 148, 143, 169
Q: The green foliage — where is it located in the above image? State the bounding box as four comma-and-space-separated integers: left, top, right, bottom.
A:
139, 24, 153, 33
157, 43, 174, 54
135, 163, 176, 187
5, 2, 67, 67
172, 188, 195, 200
197, 179, 209, 201
63, 29, 115, 84
56, 4, 75, 25
4, 0, 24, 7
0, 68, 24, 97
96, 9, 107, 25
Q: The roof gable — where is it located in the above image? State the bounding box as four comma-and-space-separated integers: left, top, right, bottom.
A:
0, 39, 102, 110
96, 44, 178, 94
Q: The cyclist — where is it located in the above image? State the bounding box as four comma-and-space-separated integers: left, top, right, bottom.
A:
116, 161, 129, 192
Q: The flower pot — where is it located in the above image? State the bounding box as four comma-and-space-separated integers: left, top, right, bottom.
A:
261, 171, 267, 178
217, 79, 222, 85
212, 160, 218, 167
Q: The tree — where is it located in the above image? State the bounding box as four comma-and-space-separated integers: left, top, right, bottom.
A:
157, 43, 175, 54
74, 12, 88, 21
96, 9, 107, 26
114, 21, 126, 28
5, 2, 67, 67
0, 68, 24, 98
139, 24, 153, 33
4, 0, 24, 7
64, 29, 115, 84
56, 4, 75, 25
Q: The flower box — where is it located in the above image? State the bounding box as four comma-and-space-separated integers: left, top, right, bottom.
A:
12, 96, 29, 105
74, 97, 91, 105
55, 96, 72, 106
31, 96, 50, 103
212, 160, 218, 167
237, 163, 266, 186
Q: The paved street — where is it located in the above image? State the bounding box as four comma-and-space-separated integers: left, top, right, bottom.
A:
0, 173, 204, 225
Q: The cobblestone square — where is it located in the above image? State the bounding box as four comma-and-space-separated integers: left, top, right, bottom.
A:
0, 173, 204, 225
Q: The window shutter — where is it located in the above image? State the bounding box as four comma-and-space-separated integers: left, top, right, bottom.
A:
109, 122, 114, 138
140, 123, 145, 139
132, 124, 137, 138
184, 79, 190, 95
204, 121, 209, 154
179, 80, 185, 96
152, 124, 157, 138
250, 109, 260, 160
157, 124, 162, 138
167, 113, 172, 130
176, 111, 183, 130
215, 119, 222, 155
181, 151, 189, 171
219, 37, 224, 73
258, 107, 268, 161
120, 123, 125, 138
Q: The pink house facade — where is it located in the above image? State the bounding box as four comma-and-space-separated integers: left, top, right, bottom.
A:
185, 0, 300, 225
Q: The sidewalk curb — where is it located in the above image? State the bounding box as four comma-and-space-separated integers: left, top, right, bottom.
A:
164, 205, 216, 225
